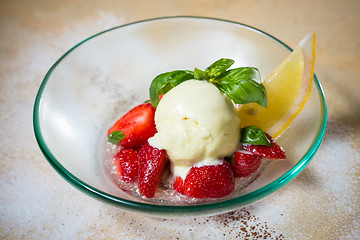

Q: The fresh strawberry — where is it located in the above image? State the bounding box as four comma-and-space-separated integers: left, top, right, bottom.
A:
108, 103, 157, 149
173, 176, 185, 195
175, 160, 235, 199
137, 142, 168, 198
241, 133, 286, 160
114, 148, 139, 182
232, 151, 262, 178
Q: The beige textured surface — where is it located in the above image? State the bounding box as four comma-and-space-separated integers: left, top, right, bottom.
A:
1, 0, 359, 239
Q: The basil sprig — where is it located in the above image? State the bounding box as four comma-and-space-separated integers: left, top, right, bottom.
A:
149, 70, 194, 107
206, 58, 235, 79
240, 126, 270, 146
107, 130, 125, 144
149, 58, 267, 108
215, 67, 267, 107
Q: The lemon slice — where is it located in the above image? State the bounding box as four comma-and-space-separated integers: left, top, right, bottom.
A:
238, 33, 316, 138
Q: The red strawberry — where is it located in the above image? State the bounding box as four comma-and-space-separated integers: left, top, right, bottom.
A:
114, 148, 139, 182
241, 134, 286, 160
137, 142, 168, 198
173, 176, 185, 195
175, 160, 235, 199
108, 103, 157, 149
232, 151, 262, 178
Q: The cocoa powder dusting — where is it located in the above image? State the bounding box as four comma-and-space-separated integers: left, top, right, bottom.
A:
207, 209, 285, 239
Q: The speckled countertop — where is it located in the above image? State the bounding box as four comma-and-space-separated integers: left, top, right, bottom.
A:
1, 0, 359, 239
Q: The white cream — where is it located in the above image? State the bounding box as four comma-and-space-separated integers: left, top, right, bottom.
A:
149, 80, 241, 177
170, 165, 192, 180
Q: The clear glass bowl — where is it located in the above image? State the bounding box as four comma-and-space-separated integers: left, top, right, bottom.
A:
33, 16, 327, 218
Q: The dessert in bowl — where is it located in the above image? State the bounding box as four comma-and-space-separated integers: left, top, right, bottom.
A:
33, 16, 327, 217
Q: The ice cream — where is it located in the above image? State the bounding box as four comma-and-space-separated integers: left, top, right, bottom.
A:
148, 80, 241, 176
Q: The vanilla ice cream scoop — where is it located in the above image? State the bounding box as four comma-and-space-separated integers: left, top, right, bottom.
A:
148, 80, 241, 168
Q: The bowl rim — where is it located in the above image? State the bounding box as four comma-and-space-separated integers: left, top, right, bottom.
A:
33, 15, 327, 216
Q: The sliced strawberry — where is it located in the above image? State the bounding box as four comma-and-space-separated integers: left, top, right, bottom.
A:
137, 142, 168, 198
241, 134, 286, 160
114, 148, 139, 182
173, 176, 185, 195
108, 103, 157, 149
158, 94, 164, 102
232, 151, 262, 178
177, 160, 235, 199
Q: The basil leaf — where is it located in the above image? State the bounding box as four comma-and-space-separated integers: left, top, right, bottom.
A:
216, 67, 267, 107
240, 126, 270, 146
149, 70, 194, 107
225, 155, 235, 164
194, 68, 208, 80
108, 130, 125, 144
205, 58, 235, 80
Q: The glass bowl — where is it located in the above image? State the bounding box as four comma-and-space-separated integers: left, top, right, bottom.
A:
33, 16, 327, 218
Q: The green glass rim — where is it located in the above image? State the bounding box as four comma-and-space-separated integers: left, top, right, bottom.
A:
33, 16, 327, 216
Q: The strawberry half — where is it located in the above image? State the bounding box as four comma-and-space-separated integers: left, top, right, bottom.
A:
241, 133, 286, 160
108, 103, 157, 149
175, 160, 235, 199
173, 176, 185, 195
137, 142, 168, 198
232, 151, 262, 178
114, 148, 138, 182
